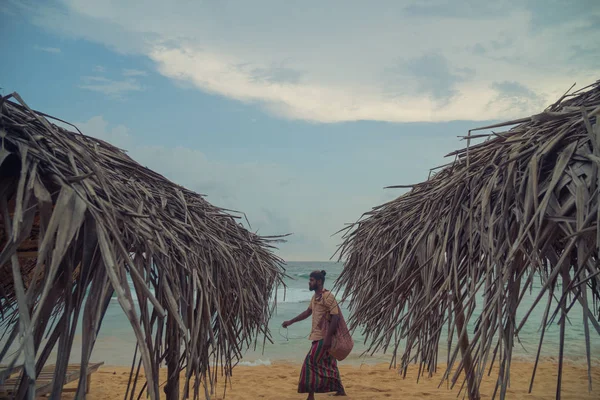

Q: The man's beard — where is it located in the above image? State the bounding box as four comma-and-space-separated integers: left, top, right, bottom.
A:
309, 284, 316, 291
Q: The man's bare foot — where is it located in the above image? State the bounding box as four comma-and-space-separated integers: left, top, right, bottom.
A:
330, 391, 346, 396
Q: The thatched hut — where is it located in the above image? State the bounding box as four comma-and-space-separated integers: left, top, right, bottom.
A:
336, 80, 600, 400
0, 93, 285, 399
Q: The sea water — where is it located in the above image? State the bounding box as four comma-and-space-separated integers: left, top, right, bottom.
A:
237, 262, 600, 367
5, 262, 599, 368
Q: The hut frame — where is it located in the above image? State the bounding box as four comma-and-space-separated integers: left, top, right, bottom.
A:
336, 80, 600, 400
0, 93, 286, 399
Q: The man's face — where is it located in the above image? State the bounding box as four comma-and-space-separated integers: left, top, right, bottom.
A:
309, 277, 319, 291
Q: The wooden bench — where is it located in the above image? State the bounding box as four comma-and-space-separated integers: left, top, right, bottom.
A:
0, 362, 104, 399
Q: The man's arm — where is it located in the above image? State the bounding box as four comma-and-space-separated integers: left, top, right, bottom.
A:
323, 293, 340, 350
282, 307, 312, 328
323, 314, 339, 350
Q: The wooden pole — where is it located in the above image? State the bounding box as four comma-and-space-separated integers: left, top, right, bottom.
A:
453, 294, 480, 400
164, 315, 181, 399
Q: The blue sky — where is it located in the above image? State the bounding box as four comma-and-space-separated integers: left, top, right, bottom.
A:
1, 0, 598, 260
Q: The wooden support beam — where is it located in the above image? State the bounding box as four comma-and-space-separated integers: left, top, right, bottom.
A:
453, 294, 480, 400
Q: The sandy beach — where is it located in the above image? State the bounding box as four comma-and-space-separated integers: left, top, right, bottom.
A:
62, 361, 599, 400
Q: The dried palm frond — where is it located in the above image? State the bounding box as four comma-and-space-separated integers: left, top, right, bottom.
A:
336, 80, 600, 400
0, 93, 286, 399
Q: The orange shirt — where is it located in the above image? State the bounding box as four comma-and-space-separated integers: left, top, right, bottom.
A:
308, 290, 339, 341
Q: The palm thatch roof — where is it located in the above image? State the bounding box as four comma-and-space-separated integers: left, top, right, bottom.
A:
0, 93, 285, 399
336, 80, 600, 400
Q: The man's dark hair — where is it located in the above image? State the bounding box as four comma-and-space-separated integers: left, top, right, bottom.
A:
310, 270, 327, 283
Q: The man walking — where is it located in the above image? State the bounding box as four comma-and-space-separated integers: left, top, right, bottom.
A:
282, 270, 346, 399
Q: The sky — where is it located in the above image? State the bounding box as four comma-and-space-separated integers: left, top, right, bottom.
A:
1, 0, 599, 261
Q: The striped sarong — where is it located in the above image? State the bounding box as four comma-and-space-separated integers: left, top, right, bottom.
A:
298, 340, 344, 394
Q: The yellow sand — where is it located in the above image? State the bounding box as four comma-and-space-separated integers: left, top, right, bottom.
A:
61, 361, 599, 399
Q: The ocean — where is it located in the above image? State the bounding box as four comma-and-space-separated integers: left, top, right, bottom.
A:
231, 261, 600, 367
7, 262, 600, 368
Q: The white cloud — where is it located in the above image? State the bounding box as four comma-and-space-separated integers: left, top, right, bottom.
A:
79, 66, 147, 98
149, 44, 586, 123
34, 45, 61, 54
122, 69, 148, 77
21, 1, 600, 122
79, 75, 143, 99
75, 116, 132, 148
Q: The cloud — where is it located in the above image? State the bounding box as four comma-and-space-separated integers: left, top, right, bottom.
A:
75, 116, 132, 148
472, 43, 486, 55
93, 65, 106, 73
525, 0, 600, 32
492, 81, 539, 99
79, 75, 144, 99
403, 1, 508, 19
19, 0, 600, 123
489, 80, 546, 113
385, 53, 475, 103
0, 2, 16, 15
122, 69, 148, 77
569, 44, 600, 70
34, 45, 61, 54
470, 35, 515, 56
246, 63, 304, 85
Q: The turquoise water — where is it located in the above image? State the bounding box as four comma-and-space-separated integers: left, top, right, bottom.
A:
238, 262, 600, 367
7, 262, 598, 367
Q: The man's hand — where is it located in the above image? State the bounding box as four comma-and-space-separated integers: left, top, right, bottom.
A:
281, 308, 311, 329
